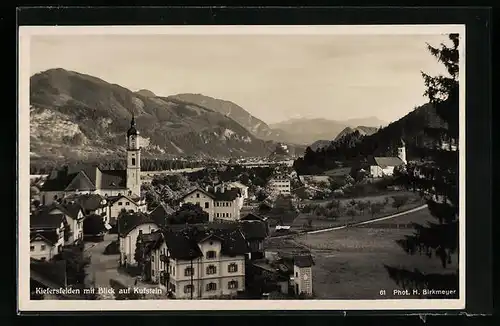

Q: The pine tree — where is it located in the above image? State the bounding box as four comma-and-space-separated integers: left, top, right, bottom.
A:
385, 33, 460, 298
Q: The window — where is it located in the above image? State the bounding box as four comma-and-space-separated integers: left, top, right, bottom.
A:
228, 263, 238, 273
30, 245, 35, 252
295, 272, 298, 277
170, 282, 176, 293
125, 202, 130, 206
132, 158, 136, 166
151, 255, 154, 262
206, 251, 217, 259
40, 257, 46, 261
196, 193, 200, 198
184, 285, 193, 294
206, 265, 217, 275
216, 213, 220, 218
206, 282, 217, 292
228, 280, 238, 289
152, 270, 155, 277
118, 202, 123, 206
40, 245, 46, 251
128, 191, 132, 196
205, 202, 209, 209
184, 267, 194, 277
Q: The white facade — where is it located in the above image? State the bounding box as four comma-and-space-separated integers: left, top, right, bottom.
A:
47, 207, 84, 245
108, 196, 146, 225
150, 239, 245, 299
30, 238, 62, 261
292, 265, 313, 296
181, 189, 242, 222
30, 222, 65, 261
369, 165, 396, 178
120, 222, 159, 266
268, 177, 291, 196
126, 133, 142, 198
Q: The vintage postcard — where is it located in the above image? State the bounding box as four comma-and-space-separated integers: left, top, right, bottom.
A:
18, 24, 466, 312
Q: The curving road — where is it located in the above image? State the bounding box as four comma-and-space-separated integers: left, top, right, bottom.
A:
307, 204, 428, 235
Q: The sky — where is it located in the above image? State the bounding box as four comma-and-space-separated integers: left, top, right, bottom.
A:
29, 33, 451, 124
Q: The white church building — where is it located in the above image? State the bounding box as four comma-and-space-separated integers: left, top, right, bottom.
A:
369, 138, 407, 178
40, 115, 143, 206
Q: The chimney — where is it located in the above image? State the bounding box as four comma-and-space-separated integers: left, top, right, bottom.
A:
206, 186, 209, 192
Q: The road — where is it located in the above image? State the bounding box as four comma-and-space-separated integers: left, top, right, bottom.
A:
307, 204, 428, 235
84, 233, 167, 299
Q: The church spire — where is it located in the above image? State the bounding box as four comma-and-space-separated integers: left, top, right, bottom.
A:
127, 113, 138, 137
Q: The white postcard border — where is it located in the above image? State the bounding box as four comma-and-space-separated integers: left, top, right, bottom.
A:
18, 24, 466, 312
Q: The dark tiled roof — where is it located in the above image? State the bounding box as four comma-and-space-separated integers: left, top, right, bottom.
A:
65, 171, 96, 191
56, 202, 82, 219
293, 255, 315, 268
78, 194, 107, 211
30, 230, 59, 245
41, 170, 79, 191
372, 157, 405, 168
42, 164, 100, 191
149, 203, 175, 226
211, 188, 241, 202
100, 170, 127, 189
118, 212, 157, 237
30, 210, 64, 230
240, 213, 267, 222
240, 221, 268, 240
181, 188, 215, 200
138, 230, 163, 243
160, 223, 249, 260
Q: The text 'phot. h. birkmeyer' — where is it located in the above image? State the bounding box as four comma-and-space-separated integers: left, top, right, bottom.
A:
18, 23, 469, 313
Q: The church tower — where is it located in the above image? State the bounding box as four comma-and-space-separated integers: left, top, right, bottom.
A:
397, 138, 407, 164
126, 114, 141, 197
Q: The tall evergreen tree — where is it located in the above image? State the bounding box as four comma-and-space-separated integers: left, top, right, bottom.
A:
385, 34, 460, 298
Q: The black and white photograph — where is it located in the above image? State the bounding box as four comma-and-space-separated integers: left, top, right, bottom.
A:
18, 24, 465, 311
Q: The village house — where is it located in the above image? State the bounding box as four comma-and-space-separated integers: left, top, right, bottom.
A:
107, 194, 147, 225
267, 175, 291, 196
39, 116, 143, 206
148, 202, 175, 226
240, 220, 269, 260
252, 251, 315, 297
180, 186, 243, 222
215, 181, 249, 200
368, 138, 407, 178
144, 223, 248, 299
46, 202, 85, 245
30, 210, 66, 261
118, 211, 159, 267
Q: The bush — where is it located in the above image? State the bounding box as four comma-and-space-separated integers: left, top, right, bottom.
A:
104, 240, 120, 255
392, 195, 410, 211
346, 208, 357, 217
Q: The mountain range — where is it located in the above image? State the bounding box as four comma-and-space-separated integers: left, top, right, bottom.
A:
309, 126, 379, 151
29, 68, 386, 162
269, 117, 386, 145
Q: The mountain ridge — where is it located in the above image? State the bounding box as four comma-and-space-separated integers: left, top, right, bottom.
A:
30, 68, 280, 161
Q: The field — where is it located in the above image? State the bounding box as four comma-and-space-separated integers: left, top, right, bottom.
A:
292, 191, 425, 232
267, 208, 459, 300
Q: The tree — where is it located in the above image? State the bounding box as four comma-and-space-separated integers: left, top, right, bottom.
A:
391, 195, 409, 211
385, 34, 460, 298
168, 203, 209, 224
53, 245, 90, 288
83, 214, 106, 236
356, 201, 370, 215
369, 202, 384, 217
